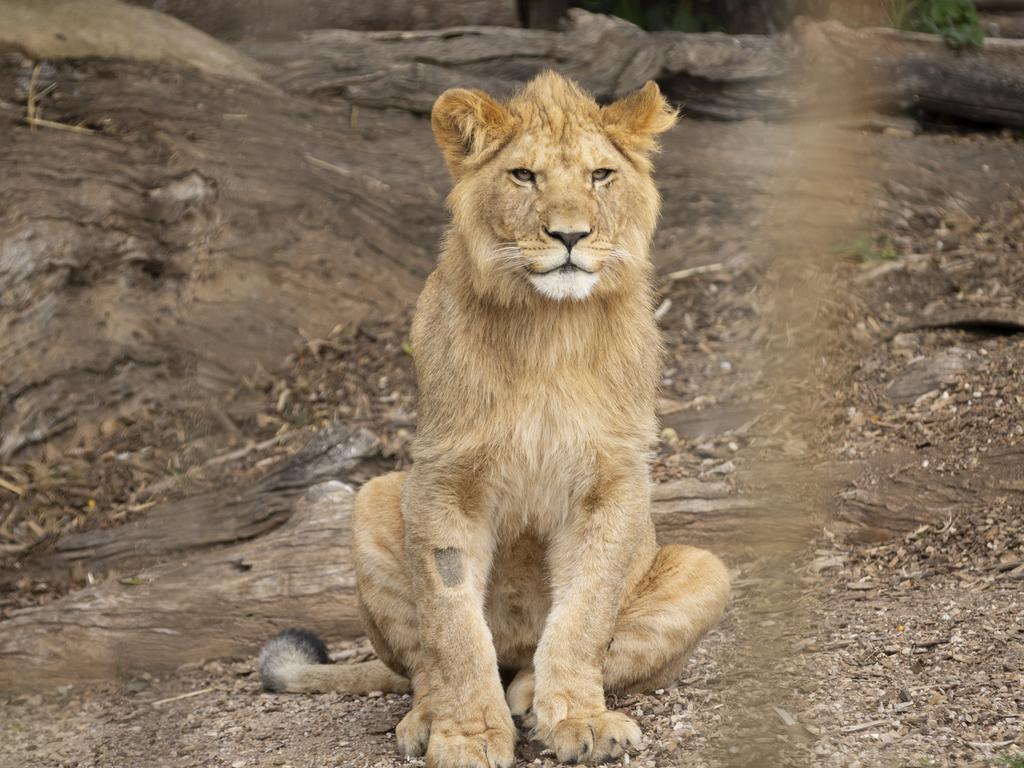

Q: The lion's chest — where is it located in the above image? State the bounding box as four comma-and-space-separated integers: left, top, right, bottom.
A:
483, 383, 619, 533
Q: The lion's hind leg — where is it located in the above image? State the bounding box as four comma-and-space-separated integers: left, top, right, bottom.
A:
604, 544, 730, 694
352, 471, 432, 756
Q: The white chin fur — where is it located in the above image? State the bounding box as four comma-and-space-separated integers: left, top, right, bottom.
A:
528, 270, 600, 301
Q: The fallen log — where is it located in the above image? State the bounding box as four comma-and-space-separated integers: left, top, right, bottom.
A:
981, 13, 1024, 40
792, 19, 1024, 128
834, 447, 1024, 542
0, 481, 362, 692
249, 11, 1024, 126
0, 471, 756, 692
248, 11, 789, 115
51, 424, 380, 568
123, 0, 520, 39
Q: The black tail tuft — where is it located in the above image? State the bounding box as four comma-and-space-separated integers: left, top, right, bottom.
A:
275, 628, 331, 664
258, 628, 330, 691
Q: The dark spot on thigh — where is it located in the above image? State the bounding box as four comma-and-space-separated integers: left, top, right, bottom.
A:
433, 547, 465, 587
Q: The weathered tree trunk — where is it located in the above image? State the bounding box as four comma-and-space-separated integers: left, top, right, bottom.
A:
247, 11, 1024, 125
0, 53, 441, 463
123, 0, 520, 39
834, 447, 1024, 543
0, 482, 362, 692
791, 19, 1024, 128
51, 425, 380, 568
0, 0, 262, 81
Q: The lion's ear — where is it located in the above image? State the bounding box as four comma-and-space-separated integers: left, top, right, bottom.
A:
431, 88, 513, 176
601, 81, 677, 155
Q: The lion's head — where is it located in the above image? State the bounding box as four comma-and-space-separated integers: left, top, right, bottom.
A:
431, 71, 676, 304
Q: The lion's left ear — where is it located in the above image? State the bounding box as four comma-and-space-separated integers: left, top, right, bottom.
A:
431, 88, 514, 177
601, 81, 677, 154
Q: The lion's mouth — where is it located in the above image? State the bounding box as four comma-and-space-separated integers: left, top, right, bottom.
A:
532, 258, 594, 276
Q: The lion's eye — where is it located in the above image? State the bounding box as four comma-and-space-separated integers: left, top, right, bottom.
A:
592, 168, 614, 183
511, 168, 535, 184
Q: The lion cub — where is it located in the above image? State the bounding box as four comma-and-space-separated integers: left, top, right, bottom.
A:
260, 72, 730, 767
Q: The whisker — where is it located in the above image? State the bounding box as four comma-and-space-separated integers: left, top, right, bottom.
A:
485, 254, 523, 265
484, 244, 524, 264
609, 247, 633, 263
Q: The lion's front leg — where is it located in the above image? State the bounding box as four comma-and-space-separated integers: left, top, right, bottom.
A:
403, 469, 516, 768
532, 468, 654, 764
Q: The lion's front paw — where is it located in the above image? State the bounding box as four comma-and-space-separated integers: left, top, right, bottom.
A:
544, 710, 642, 764
396, 701, 431, 757
426, 720, 516, 768
506, 668, 535, 717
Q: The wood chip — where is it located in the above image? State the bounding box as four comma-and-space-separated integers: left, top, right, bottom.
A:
773, 706, 798, 727
846, 580, 875, 590
839, 719, 892, 734
654, 297, 672, 321
0, 477, 25, 496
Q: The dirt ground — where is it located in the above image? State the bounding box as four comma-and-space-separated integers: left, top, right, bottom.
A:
2, 57, 1024, 768
3, 509, 1019, 768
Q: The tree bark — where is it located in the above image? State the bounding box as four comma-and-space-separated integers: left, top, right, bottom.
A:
791, 19, 1024, 128
0, 54, 441, 464
833, 447, 1024, 543
123, 0, 520, 39
51, 425, 380, 569
0, 482, 362, 692
247, 11, 1024, 125
0, 0, 262, 82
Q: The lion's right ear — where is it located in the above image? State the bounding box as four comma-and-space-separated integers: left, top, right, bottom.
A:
601, 81, 677, 156
431, 88, 512, 177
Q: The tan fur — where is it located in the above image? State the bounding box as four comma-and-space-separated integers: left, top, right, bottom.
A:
350, 72, 730, 767
274, 658, 410, 695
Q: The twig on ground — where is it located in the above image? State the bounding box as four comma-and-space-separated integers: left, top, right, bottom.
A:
203, 435, 284, 469
150, 687, 215, 707
666, 263, 725, 282
839, 719, 893, 734
0, 478, 25, 496
24, 117, 96, 135
654, 297, 672, 321
773, 706, 798, 727
304, 153, 388, 191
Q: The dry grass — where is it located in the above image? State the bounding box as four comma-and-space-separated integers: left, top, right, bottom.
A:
23, 61, 96, 135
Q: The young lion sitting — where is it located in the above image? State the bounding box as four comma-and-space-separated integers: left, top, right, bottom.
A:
259, 71, 730, 767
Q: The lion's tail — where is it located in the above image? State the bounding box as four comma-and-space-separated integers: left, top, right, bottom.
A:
258, 628, 411, 694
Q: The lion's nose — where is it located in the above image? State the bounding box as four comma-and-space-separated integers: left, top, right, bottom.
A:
544, 229, 591, 252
